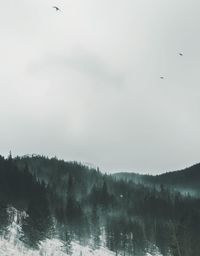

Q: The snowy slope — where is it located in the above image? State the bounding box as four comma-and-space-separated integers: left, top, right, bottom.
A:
0, 207, 116, 256
0, 207, 162, 256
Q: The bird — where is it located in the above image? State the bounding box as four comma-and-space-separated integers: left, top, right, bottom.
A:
53, 6, 61, 11
179, 53, 183, 56
160, 76, 164, 79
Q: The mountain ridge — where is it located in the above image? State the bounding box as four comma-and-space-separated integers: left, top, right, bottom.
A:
113, 162, 200, 194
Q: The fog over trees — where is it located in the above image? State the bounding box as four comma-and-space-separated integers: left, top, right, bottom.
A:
0, 154, 200, 255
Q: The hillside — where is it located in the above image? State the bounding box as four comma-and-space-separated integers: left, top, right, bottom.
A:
0, 155, 200, 255
113, 163, 200, 195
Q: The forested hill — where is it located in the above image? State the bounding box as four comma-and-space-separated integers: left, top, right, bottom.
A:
1, 154, 200, 255
15, 154, 103, 194
113, 163, 200, 194
14, 155, 200, 194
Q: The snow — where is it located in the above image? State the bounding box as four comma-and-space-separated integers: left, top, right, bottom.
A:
0, 236, 116, 256
0, 236, 117, 256
0, 207, 161, 256
0, 207, 116, 256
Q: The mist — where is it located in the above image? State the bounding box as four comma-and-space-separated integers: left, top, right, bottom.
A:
1, 0, 200, 173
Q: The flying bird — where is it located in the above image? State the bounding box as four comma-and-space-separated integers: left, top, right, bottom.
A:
53, 6, 61, 11
160, 76, 164, 79
179, 53, 183, 56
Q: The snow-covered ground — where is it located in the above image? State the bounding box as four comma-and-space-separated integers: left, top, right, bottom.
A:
0, 237, 117, 256
0, 207, 162, 256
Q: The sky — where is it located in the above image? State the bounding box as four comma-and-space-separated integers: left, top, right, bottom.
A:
1, 0, 200, 174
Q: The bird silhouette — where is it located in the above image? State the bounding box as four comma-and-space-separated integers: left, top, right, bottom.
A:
160, 76, 164, 79
53, 6, 60, 11
179, 53, 183, 56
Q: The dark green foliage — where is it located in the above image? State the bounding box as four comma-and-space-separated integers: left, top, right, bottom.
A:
1, 154, 200, 255
114, 163, 200, 196
0, 200, 9, 235
21, 183, 52, 248
90, 205, 101, 249
0, 155, 53, 248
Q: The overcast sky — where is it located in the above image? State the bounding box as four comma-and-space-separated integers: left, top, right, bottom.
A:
1, 0, 200, 174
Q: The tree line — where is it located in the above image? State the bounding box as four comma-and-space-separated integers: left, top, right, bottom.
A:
0, 154, 200, 255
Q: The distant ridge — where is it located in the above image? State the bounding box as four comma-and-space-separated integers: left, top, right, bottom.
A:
113, 162, 200, 194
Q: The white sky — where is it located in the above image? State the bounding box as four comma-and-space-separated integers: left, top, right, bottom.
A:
1, 0, 200, 174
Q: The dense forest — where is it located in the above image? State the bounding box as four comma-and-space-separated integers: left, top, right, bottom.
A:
0, 154, 200, 255
114, 163, 200, 196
